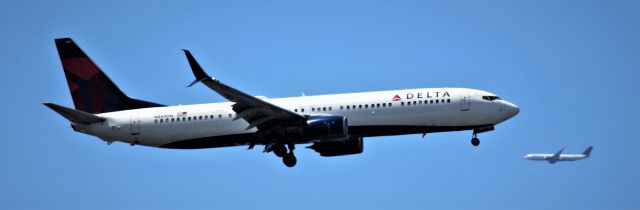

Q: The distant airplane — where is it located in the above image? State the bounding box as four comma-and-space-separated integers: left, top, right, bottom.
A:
524, 146, 593, 164
44, 38, 519, 167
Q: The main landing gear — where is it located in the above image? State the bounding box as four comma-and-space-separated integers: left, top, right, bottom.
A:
282, 143, 297, 167
471, 133, 480, 146
268, 143, 297, 167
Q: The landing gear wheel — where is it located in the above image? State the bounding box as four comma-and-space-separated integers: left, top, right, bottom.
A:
283, 153, 297, 167
273, 144, 287, 157
471, 137, 480, 146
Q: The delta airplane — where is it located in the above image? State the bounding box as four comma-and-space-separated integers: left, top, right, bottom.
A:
45, 38, 519, 167
524, 146, 593, 164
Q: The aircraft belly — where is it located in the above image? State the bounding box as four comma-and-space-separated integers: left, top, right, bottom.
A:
134, 119, 254, 147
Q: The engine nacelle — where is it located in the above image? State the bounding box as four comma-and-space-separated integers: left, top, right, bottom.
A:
304, 115, 348, 141
307, 136, 364, 157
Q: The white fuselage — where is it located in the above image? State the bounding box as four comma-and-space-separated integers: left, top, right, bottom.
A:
70, 87, 519, 148
524, 154, 589, 162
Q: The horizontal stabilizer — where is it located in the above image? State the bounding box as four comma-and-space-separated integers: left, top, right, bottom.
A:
44, 103, 105, 124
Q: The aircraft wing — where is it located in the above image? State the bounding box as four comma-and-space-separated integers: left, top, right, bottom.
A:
182, 50, 307, 131
549, 147, 565, 163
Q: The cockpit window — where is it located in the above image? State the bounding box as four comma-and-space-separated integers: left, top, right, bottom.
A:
482, 96, 501, 101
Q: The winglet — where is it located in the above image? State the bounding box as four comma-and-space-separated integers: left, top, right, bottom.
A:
183, 49, 213, 87
582, 146, 593, 156
44, 103, 105, 124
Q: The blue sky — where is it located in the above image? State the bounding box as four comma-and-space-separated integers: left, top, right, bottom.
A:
1, 0, 638, 209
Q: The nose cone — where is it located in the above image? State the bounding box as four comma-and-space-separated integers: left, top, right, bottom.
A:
501, 101, 519, 121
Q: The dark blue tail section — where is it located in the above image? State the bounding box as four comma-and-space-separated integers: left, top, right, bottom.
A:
583, 146, 593, 156
55, 38, 164, 114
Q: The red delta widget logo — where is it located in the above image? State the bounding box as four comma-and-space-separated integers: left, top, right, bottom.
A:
392, 91, 451, 101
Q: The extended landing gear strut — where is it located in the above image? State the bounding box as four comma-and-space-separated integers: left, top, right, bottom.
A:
282, 143, 297, 167
265, 143, 298, 167
264, 143, 298, 167
273, 144, 287, 157
470, 126, 494, 147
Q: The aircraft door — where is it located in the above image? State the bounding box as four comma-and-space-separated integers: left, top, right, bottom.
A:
130, 116, 140, 135
460, 93, 470, 111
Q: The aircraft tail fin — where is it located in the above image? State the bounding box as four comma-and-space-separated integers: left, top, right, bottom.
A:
582, 146, 593, 156
54, 38, 164, 114
44, 103, 105, 124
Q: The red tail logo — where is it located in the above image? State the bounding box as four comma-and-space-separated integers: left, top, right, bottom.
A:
392, 95, 401, 101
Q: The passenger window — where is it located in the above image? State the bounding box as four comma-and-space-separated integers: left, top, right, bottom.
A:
312, 108, 315, 112
199, 116, 203, 120
430, 100, 434, 104
340, 106, 343, 110
413, 101, 417, 105
323, 107, 327, 111
377, 104, 380, 107
295, 109, 298, 112
365, 104, 368, 109
359, 105, 362, 109
205, 115, 208, 120
388, 103, 392, 107
154, 119, 158, 123
160, 119, 164, 123
346, 106, 350, 110
436, 100, 439, 104
301, 108, 305, 112
171, 118, 175, 122
383, 103, 386, 107
228, 114, 232, 118
352, 105, 356, 109
407, 101, 411, 106
218, 114, 222, 119
329, 107, 332, 111
401, 102, 405, 106
419, 101, 422, 104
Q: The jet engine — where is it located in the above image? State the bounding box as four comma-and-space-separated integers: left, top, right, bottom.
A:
307, 136, 364, 156
304, 115, 349, 141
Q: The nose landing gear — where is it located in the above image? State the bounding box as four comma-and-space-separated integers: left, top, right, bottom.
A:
471, 132, 480, 146
470, 126, 494, 146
